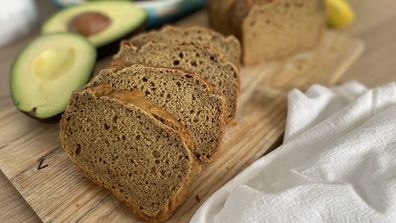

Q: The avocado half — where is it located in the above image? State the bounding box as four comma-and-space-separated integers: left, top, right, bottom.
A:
10, 33, 96, 119
42, 1, 146, 57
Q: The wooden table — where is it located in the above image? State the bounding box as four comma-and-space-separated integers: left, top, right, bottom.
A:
1, 0, 395, 221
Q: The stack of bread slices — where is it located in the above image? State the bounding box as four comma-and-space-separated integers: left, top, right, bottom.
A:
60, 26, 241, 222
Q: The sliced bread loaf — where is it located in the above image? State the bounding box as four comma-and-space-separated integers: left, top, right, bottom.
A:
60, 84, 200, 222
127, 25, 241, 68
112, 42, 240, 123
87, 64, 226, 163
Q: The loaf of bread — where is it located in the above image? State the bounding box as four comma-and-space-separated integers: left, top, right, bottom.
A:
87, 64, 226, 163
60, 84, 201, 222
207, 0, 326, 65
207, 0, 235, 35
128, 25, 241, 68
112, 42, 240, 123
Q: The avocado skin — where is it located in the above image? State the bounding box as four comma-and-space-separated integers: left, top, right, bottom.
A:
96, 20, 147, 59
23, 111, 62, 123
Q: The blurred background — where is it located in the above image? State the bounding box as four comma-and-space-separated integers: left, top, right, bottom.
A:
1, 0, 395, 89
0, 0, 396, 222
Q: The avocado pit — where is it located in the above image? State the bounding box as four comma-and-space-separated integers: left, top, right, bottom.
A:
68, 11, 111, 37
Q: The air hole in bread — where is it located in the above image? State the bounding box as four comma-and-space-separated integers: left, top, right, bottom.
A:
75, 144, 81, 155
112, 115, 118, 123
104, 123, 110, 130
173, 60, 180, 65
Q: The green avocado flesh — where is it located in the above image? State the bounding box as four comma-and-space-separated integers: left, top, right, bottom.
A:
10, 33, 96, 119
42, 1, 146, 48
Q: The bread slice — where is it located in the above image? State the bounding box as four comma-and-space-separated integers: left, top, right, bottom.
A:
112, 42, 240, 123
127, 25, 241, 68
208, 0, 326, 65
87, 64, 226, 163
60, 84, 200, 222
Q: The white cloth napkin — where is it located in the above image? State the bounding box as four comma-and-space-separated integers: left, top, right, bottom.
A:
190, 81, 396, 223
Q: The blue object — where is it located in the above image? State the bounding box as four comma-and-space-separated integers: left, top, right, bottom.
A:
52, 0, 206, 28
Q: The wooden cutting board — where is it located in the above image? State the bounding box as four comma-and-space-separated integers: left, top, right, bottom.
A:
0, 12, 363, 223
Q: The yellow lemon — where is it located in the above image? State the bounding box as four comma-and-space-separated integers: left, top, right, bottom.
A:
326, 0, 354, 28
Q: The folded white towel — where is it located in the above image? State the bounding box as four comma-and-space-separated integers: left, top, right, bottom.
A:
191, 81, 396, 223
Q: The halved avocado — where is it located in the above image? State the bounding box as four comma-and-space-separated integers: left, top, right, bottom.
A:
42, 1, 146, 56
10, 33, 96, 119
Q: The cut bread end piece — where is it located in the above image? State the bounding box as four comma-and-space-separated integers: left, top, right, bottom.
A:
60, 84, 200, 222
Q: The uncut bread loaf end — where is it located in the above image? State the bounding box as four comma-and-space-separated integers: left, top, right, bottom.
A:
60, 84, 200, 222
87, 64, 226, 163
208, 0, 326, 65
112, 42, 240, 124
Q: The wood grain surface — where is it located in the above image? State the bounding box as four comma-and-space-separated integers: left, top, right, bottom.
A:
0, 10, 363, 222
1, 0, 395, 222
